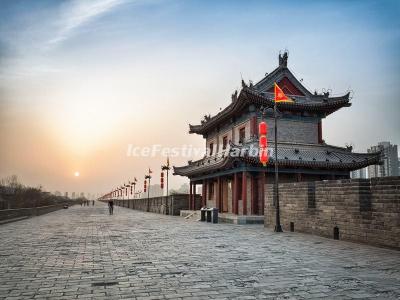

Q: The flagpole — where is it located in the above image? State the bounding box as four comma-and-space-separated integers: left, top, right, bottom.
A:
161, 158, 170, 215
147, 175, 150, 204
145, 171, 151, 212
274, 98, 283, 232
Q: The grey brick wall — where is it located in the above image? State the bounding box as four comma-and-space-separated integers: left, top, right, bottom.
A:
115, 194, 201, 216
266, 117, 318, 144
0, 204, 66, 221
264, 177, 400, 249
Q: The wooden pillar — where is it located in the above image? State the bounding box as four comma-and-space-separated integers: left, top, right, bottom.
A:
202, 179, 207, 207
232, 174, 236, 214
242, 171, 247, 215
193, 182, 196, 209
216, 177, 221, 211
254, 174, 259, 214
189, 181, 192, 210
251, 174, 256, 215
261, 172, 265, 216
234, 173, 239, 214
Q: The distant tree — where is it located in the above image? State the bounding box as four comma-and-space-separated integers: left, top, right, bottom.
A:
21, 187, 42, 208
0, 175, 24, 189
177, 183, 189, 193
170, 183, 190, 195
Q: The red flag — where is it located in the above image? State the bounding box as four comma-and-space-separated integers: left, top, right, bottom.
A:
274, 82, 293, 102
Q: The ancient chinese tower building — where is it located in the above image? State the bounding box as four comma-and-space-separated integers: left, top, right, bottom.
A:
174, 52, 380, 218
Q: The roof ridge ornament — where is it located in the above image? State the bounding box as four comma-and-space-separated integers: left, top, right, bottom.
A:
231, 90, 238, 102
279, 50, 288, 67
201, 114, 211, 124
345, 143, 353, 152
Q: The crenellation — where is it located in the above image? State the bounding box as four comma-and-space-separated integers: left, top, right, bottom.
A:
265, 177, 400, 249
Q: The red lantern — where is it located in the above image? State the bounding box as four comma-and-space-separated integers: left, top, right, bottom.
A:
259, 121, 269, 166
260, 148, 269, 165
259, 121, 267, 135
160, 172, 164, 189
144, 180, 147, 193
259, 135, 267, 148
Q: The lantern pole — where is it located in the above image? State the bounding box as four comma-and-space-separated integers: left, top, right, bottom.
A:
261, 105, 282, 232
273, 102, 283, 232
161, 164, 171, 215
145, 173, 151, 212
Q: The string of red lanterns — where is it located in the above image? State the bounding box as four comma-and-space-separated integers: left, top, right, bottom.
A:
98, 158, 171, 201
259, 120, 269, 166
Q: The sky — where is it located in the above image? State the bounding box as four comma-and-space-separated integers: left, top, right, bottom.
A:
0, 0, 399, 196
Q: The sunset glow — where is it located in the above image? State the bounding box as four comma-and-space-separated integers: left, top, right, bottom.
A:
0, 0, 399, 197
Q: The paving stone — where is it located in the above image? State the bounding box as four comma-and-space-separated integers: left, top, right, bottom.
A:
0, 203, 399, 299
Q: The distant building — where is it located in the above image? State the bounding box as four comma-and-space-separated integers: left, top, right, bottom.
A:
351, 167, 367, 179
65, 192, 68, 198
368, 142, 399, 177
72, 192, 75, 199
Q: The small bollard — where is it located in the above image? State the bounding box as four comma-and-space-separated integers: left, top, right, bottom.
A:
206, 209, 212, 222
200, 208, 206, 222
212, 207, 218, 223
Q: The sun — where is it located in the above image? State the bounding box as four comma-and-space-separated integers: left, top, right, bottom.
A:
74, 171, 80, 177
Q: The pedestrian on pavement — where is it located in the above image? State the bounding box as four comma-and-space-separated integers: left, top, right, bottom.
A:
108, 200, 114, 215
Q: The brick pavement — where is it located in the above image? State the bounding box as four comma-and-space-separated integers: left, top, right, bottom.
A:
0, 202, 399, 299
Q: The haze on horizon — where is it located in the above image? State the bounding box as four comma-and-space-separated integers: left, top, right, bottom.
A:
0, 0, 399, 196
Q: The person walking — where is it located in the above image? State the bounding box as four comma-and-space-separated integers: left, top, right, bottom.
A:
108, 200, 114, 215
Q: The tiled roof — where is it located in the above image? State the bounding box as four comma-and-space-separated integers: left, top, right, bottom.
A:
173, 141, 381, 177
189, 88, 350, 135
